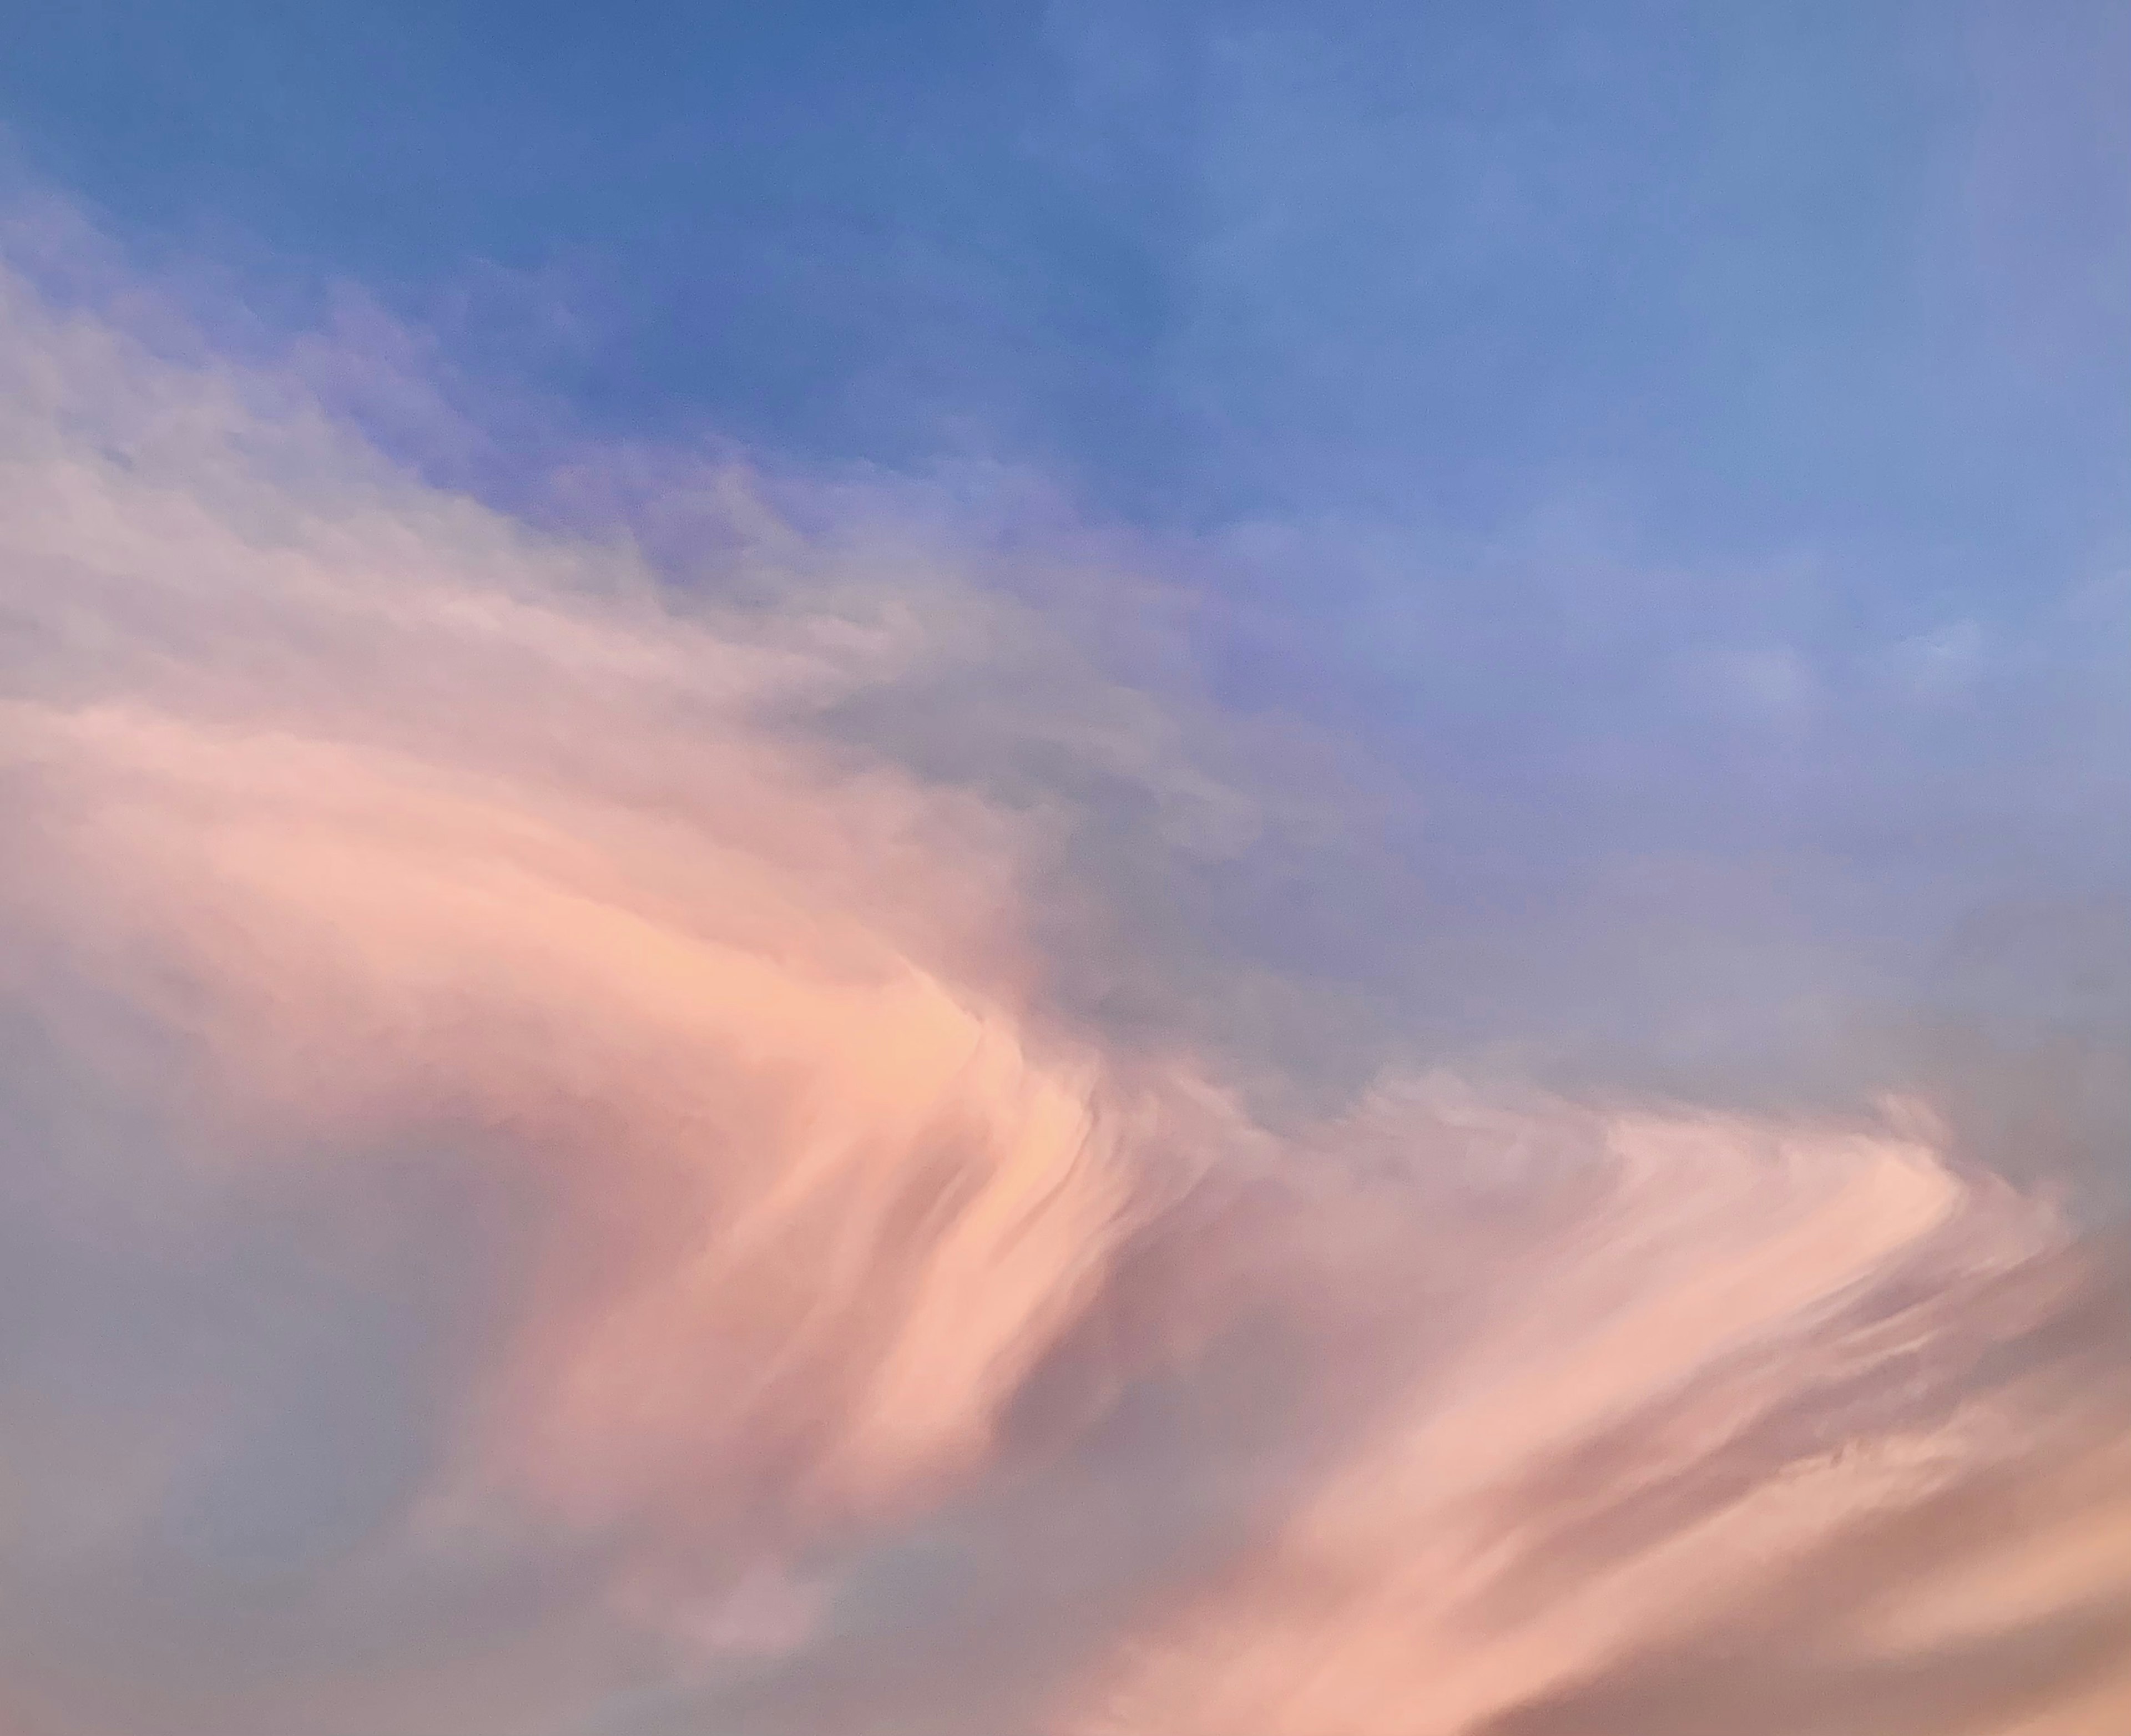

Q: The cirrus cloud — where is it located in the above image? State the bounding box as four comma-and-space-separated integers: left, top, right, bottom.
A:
2, 226, 2129, 1736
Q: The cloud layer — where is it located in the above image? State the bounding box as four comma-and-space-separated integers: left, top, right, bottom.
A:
3, 234, 2129, 1736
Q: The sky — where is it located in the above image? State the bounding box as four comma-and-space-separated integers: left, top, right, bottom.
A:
3, 5, 2130, 1734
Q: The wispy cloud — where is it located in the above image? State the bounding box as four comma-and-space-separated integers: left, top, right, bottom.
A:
3, 218, 2130, 1736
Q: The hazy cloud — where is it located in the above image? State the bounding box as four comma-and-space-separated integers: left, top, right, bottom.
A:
3, 220, 2130, 1736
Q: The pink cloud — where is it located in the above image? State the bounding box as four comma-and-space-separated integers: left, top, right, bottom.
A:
3, 236, 2129, 1736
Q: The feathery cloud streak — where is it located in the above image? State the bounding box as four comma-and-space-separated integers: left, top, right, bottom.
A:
2, 233, 2129, 1736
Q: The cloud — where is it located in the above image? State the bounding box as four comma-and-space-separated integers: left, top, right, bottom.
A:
1060, 1099, 2104, 1735
3, 222, 2130, 1736
0, 237, 1188, 1728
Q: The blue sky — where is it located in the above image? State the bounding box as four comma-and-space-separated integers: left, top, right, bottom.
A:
10, 1, 2123, 539
8, 0, 2127, 1091
9, 2, 2125, 644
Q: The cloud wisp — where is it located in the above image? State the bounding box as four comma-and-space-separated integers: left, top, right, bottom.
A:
3, 237, 2129, 1736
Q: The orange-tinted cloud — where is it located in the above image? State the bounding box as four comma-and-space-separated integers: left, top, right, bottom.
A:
4, 236, 2130, 1736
